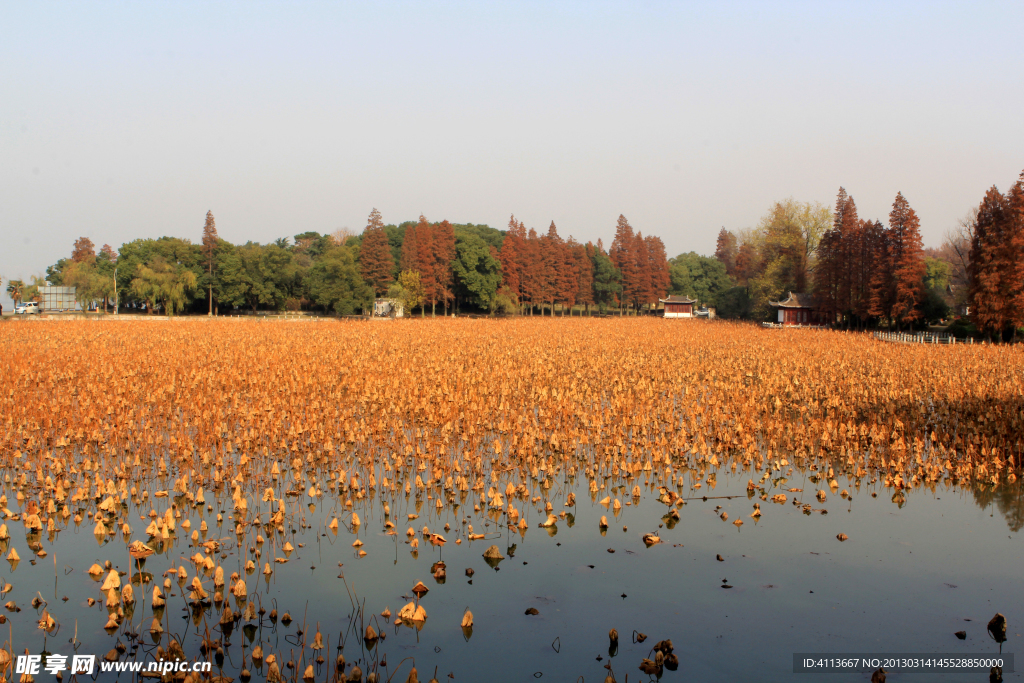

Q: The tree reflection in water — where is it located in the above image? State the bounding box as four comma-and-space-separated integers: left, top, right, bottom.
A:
972, 481, 1024, 532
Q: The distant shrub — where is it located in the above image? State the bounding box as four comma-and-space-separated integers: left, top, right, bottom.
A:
490, 291, 518, 316
945, 318, 977, 339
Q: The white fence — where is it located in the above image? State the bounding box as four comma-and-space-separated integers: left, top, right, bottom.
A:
873, 331, 967, 345
761, 322, 827, 329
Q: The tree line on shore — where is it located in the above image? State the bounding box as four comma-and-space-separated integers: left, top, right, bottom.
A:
10, 212, 684, 316
711, 192, 957, 326
5, 170, 1020, 336
710, 170, 1024, 338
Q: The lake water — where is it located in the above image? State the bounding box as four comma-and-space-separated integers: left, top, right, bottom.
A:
5, 463, 1021, 682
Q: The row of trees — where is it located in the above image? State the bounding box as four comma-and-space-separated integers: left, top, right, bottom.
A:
710, 193, 961, 328
967, 171, 1024, 339
498, 216, 648, 315
365, 211, 674, 316
814, 190, 926, 327
33, 211, 682, 316
26, 175, 1015, 327
710, 175, 1024, 335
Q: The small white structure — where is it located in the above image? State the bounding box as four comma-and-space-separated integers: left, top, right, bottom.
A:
40, 286, 77, 312
660, 295, 697, 318
696, 306, 715, 319
373, 298, 403, 318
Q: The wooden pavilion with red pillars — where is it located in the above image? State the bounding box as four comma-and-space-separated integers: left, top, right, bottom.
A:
768, 292, 827, 326
660, 295, 697, 318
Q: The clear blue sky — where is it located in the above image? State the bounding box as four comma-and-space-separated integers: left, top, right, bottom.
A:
2, 1, 1022, 306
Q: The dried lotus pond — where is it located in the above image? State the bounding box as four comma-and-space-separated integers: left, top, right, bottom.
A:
1, 318, 1022, 682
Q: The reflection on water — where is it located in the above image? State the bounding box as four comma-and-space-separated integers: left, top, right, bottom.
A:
972, 484, 1024, 532
2, 464, 1021, 683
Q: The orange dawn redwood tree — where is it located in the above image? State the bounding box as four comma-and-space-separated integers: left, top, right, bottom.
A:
572, 239, 594, 314
609, 215, 637, 314
359, 208, 395, 296
645, 234, 670, 308
888, 192, 925, 327
632, 232, 652, 310
499, 215, 525, 306
969, 186, 1011, 337
522, 227, 544, 314
553, 227, 578, 315
1008, 172, 1024, 333
433, 219, 456, 314
72, 237, 96, 263
201, 211, 218, 315
814, 187, 928, 329
397, 215, 455, 316
864, 220, 891, 321
733, 241, 758, 287
814, 226, 842, 320
715, 228, 737, 278
537, 222, 560, 315
837, 192, 860, 319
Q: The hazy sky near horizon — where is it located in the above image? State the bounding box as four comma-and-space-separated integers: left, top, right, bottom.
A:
2, 1, 1022, 305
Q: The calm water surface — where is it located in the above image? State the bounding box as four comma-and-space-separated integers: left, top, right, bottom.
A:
5, 468, 1022, 682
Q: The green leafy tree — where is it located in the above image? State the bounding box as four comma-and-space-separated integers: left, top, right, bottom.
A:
45, 258, 70, 286
920, 257, 952, 324
289, 238, 331, 307
747, 199, 829, 318
450, 223, 504, 251
393, 270, 424, 314
385, 223, 411, 276
715, 286, 752, 319
283, 236, 317, 310
39, 241, 118, 311
95, 245, 118, 311
50, 243, 117, 311
116, 238, 203, 310
306, 246, 373, 315
62, 260, 113, 310
451, 232, 502, 310
921, 285, 950, 322
218, 243, 295, 313
130, 256, 198, 315
209, 239, 237, 311
668, 252, 734, 306
590, 246, 622, 313
924, 257, 950, 292
490, 288, 518, 315
292, 231, 333, 259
